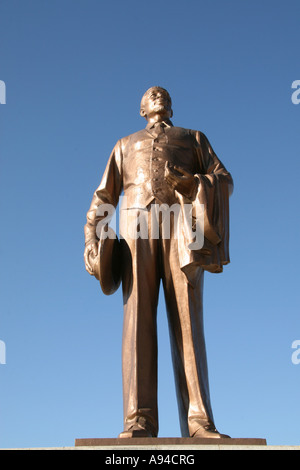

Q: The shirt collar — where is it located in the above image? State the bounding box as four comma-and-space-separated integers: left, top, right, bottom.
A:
146, 119, 173, 130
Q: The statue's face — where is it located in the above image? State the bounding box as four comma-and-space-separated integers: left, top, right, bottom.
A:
141, 88, 172, 120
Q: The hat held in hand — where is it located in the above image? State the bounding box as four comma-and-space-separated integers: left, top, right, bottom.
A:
88, 226, 122, 296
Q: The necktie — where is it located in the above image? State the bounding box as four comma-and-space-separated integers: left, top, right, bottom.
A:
152, 122, 165, 138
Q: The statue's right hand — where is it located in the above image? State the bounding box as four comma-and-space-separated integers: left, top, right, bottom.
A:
84, 242, 98, 275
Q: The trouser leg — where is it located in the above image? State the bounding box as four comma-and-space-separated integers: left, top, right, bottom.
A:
120, 210, 160, 436
161, 235, 215, 437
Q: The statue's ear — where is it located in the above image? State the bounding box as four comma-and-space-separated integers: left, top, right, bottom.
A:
140, 108, 146, 118
170, 109, 173, 118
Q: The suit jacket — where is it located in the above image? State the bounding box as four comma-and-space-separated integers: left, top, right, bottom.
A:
84, 120, 233, 283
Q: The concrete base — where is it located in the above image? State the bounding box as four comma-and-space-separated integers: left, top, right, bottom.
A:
1, 436, 300, 451
71, 437, 299, 451
1, 443, 300, 450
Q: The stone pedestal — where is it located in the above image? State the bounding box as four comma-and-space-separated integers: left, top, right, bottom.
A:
75, 436, 267, 450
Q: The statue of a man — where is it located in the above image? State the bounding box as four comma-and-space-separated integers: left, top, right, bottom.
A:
84, 87, 233, 439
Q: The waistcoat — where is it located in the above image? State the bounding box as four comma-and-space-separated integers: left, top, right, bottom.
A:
121, 126, 200, 208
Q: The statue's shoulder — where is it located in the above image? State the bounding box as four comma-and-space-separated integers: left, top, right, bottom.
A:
180, 127, 208, 143
169, 126, 204, 142
118, 128, 147, 151
120, 128, 146, 141
170, 125, 203, 134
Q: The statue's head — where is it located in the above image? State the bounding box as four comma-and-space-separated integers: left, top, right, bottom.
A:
140, 86, 173, 121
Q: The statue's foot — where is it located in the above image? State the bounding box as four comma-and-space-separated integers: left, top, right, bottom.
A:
118, 417, 156, 438
192, 424, 230, 439
118, 427, 153, 438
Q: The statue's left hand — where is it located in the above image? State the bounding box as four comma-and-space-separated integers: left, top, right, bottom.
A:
164, 162, 197, 199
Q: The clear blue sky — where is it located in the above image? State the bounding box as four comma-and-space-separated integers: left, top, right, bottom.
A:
0, 0, 299, 448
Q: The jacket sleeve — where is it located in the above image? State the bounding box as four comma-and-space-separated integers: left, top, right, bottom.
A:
84, 140, 123, 245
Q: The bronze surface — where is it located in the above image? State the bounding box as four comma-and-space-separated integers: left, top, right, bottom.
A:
84, 87, 233, 438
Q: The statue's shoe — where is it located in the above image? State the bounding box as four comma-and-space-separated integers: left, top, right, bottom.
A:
118, 417, 156, 438
192, 424, 230, 439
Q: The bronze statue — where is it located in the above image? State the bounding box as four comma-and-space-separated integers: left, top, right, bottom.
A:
84, 87, 233, 439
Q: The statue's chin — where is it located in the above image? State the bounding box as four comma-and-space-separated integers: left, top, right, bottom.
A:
154, 104, 167, 113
